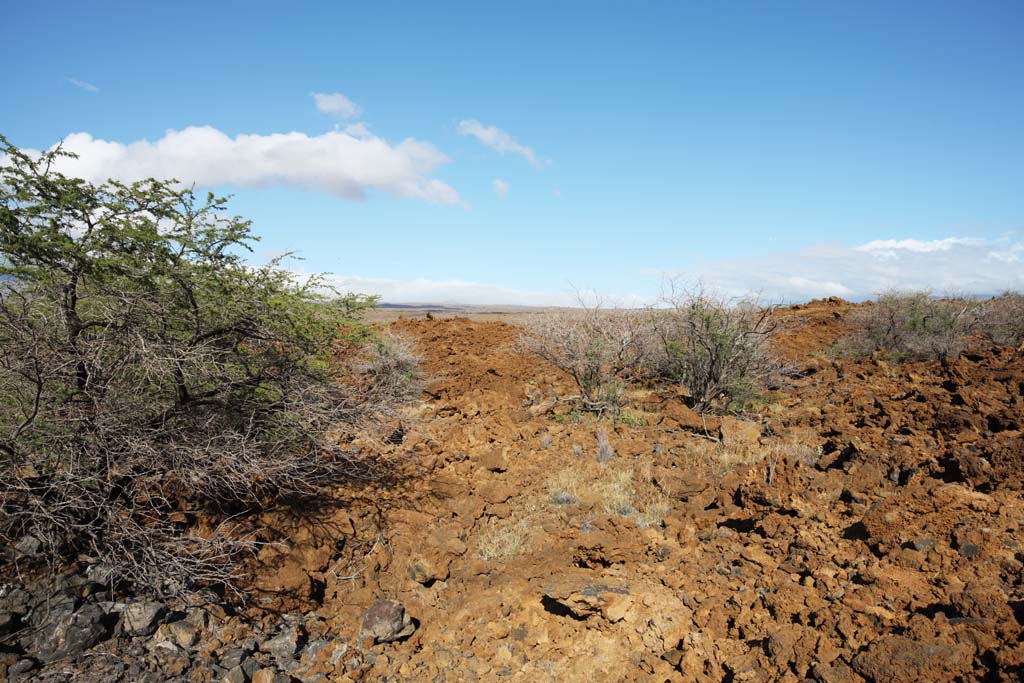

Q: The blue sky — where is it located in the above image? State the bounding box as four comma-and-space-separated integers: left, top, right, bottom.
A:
3, 1, 1022, 304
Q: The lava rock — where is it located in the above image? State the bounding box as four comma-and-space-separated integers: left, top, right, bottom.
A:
360, 599, 416, 644
35, 603, 114, 663
121, 601, 166, 636
261, 623, 304, 662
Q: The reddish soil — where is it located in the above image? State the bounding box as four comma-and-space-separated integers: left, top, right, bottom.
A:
10, 300, 1023, 682
238, 301, 1023, 682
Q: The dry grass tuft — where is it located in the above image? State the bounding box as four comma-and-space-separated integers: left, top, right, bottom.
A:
476, 517, 530, 560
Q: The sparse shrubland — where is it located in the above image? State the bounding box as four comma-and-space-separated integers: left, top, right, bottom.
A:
0, 138, 421, 597
521, 289, 779, 417
840, 291, 980, 361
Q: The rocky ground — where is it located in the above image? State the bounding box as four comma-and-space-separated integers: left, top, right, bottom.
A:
2, 299, 1022, 682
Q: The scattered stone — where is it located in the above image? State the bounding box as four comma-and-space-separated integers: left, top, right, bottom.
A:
222, 665, 247, 683
959, 543, 981, 559
121, 601, 166, 636
35, 603, 114, 663
479, 448, 508, 472
360, 599, 417, 644
910, 538, 936, 552
8, 659, 36, 676
251, 668, 291, 683
261, 623, 304, 662
220, 647, 253, 669
720, 416, 761, 451
0, 611, 17, 636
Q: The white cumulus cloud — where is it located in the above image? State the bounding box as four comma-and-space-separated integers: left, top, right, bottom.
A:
458, 119, 540, 166
493, 178, 509, 198
41, 126, 461, 204
312, 92, 361, 119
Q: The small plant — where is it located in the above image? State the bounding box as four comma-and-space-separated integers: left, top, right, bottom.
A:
651, 286, 777, 414
634, 496, 671, 529
841, 291, 980, 361
599, 470, 636, 516
596, 468, 670, 528
618, 410, 648, 427
359, 332, 425, 406
476, 517, 529, 560
548, 469, 581, 505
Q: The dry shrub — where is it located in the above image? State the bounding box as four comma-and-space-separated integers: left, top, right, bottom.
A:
357, 331, 425, 406
841, 291, 979, 361
520, 304, 653, 415
651, 287, 777, 413
978, 292, 1024, 348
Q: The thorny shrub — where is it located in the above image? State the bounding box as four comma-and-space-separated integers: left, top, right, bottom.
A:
840, 291, 979, 361
0, 137, 422, 598
519, 304, 652, 415
651, 288, 777, 414
977, 291, 1024, 348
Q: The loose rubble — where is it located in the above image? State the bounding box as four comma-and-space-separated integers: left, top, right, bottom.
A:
2, 300, 1021, 681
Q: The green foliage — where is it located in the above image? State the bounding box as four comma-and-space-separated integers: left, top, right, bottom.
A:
842, 291, 979, 361
617, 410, 648, 427
0, 136, 409, 595
652, 289, 776, 414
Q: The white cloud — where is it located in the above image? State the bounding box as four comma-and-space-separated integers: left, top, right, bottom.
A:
458, 119, 540, 166
682, 235, 1024, 302
493, 178, 509, 198
342, 122, 371, 138
854, 237, 985, 255
312, 92, 361, 119
67, 78, 98, 93
42, 126, 462, 204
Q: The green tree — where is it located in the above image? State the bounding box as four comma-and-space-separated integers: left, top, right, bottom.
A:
0, 137, 414, 596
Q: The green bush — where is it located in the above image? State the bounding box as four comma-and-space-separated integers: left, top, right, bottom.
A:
0, 137, 416, 596
652, 289, 776, 413
842, 291, 979, 361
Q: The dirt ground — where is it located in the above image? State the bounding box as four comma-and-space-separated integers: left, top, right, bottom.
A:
6, 299, 1023, 682
263, 299, 1022, 682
